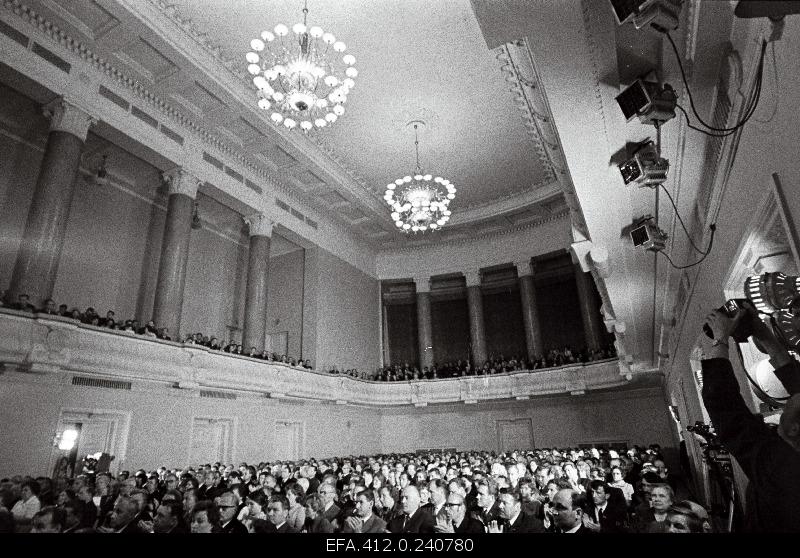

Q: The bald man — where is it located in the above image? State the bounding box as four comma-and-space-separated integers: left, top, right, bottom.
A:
701, 305, 800, 532
388, 486, 435, 533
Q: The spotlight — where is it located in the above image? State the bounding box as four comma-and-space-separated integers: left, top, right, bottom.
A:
616, 80, 678, 126
630, 216, 667, 252
745, 272, 800, 314
610, 0, 682, 30
618, 141, 669, 188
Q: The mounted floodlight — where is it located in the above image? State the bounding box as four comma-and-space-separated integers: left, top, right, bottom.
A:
616, 79, 678, 126
618, 141, 669, 188
630, 216, 667, 252
610, 0, 682, 30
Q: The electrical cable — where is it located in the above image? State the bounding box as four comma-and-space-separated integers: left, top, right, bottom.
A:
754, 41, 779, 124
663, 30, 767, 133
659, 183, 706, 254
658, 224, 716, 270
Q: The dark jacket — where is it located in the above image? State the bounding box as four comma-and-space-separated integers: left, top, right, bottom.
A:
306, 515, 335, 533
505, 511, 545, 533
388, 508, 436, 533
701, 358, 800, 533
220, 518, 249, 534
453, 515, 485, 533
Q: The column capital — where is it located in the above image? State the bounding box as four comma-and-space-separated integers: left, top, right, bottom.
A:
414, 276, 431, 293
463, 270, 481, 287
514, 259, 533, 277
43, 97, 96, 142
162, 168, 200, 199
244, 213, 274, 237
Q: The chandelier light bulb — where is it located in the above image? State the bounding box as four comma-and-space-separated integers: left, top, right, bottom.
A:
293, 23, 307, 34
309, 26, 324, 38
248, 64, 261, 75
284, 118, 296, 129
322, 32, 336, 44
246, 52, 260, 64
271, 112, 283, 123
343, 54, 356, 65
387, 183, 396, 190
325, 113, 337, 123
274, 24, 289, 36
253, 75, 268, 89
315, 118, 327, 127
300, 120, 313, 131
261, 31, 275, 42
258, 98, 270, 110
250, 39, 265, 51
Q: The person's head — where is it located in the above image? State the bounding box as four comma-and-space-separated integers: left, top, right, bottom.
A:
354, 489, 375, 519
778, 394, 800, 448
110, 496, 138, 529
286, 482, 305, 506
62, 499, 84, 529
154, 501, 183, 533
318, 483, 337, 505
21, 480, 40, 501
379, 486, 395, 509
163, 473, 178, 492
650, 484, 674, 513
215, 492, 238, 524
611, 466, 624, 483
400, 485, 421, 515
428, 479, 447, 507
246, 490, 268, 516
563, 462, 579, 481
666, 500, 709, 533
497, 488, 522, 521
31, 506, 64, 533
444, 491, 467, 525
551, 488, 585, 531
304, 493, 324, 520
534, 466, 551, 488
43, 299, 55, 311
191, 501, 220, 533
475, 478, 496, 509
77, 484, 93, 503
589, 480, 611, 508
267, 494, 289, 526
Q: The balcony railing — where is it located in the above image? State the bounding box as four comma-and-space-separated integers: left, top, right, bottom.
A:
0, 308, 638, 407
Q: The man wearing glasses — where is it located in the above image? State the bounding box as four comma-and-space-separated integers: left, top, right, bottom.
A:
435, 493, 484, 533
215, 492, 247, 533
318, 483, 341, 528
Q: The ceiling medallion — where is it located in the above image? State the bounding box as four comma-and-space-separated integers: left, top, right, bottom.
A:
384, 121, 455, 233
245, 0, 357, 131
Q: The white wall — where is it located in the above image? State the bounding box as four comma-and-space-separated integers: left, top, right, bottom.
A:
376, 214, 572, 279
380, 387, 675, 456
265, 249, 305, 358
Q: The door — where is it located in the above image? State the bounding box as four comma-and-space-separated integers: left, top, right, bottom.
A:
273, 421, 303, 460
190, 418, 233, 465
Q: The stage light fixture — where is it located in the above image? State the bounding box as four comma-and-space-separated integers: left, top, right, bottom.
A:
630, 216, 667, 252
618, 141, 669, 188
616, 80, 678, 126
610, 0, 682, 30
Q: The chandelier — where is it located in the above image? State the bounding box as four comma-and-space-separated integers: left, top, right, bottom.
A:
245, 1, 356, 131
384, 123, 456, 233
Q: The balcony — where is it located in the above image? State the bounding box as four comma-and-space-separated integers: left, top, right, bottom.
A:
0, 308, 643, 407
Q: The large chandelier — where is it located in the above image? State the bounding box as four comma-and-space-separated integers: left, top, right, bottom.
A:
245, 1, 356, 131
384, 123, 456, 233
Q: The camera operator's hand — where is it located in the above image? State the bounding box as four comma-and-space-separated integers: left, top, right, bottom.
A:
706, 308, 745, 341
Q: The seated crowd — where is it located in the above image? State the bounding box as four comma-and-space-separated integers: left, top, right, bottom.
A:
1, 293, 313, 370
0, 444, 709, 534
331, 345, 617, 382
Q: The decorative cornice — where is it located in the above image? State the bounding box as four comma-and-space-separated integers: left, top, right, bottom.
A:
379, 209, 570, 253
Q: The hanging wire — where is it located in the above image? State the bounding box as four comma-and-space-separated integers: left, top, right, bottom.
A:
302, 0, 309, 26
413, 123, 422, 173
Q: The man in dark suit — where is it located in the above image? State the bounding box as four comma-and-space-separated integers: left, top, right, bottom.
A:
434, 492, 484, 533
388, 486, 435, 533
216, 492, 248, 533
342, 489, 387, 533
472, 478, 501, 528
153, 501, 187, 534
584, 480, 628, 533
551, 489, 592, 534
261, 494, 298, 533
488, 488, 545, 533
318, 483, 341, 529
108, 496, 145, 534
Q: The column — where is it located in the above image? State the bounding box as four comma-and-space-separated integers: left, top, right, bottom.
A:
516, 259, 543, 361
574, 264, 605, 349
464, 270, 487, 366
241, 213, 274, 352
6, 98, 95, 305
151, 168, 200, 337
415, 276, 434, 370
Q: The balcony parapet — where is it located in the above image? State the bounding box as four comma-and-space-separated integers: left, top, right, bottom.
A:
0, 309, 646, 406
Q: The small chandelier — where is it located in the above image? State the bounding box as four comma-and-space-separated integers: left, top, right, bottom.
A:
384, 123, 456, 233
245, 0, 357, 131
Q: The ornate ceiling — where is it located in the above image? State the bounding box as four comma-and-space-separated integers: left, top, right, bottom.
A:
8, 0, 568, 246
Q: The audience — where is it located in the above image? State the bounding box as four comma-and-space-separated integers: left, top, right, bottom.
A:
1, 443, 724, 534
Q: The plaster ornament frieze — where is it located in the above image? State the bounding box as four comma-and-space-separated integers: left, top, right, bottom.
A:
243, 213, 275, 238
161, 167, 200, 199
42, 97, 97, 142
